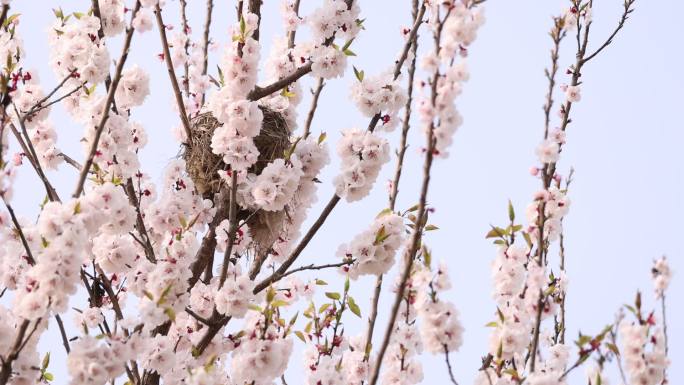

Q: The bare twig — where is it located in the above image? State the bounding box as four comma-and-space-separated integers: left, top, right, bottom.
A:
252, 194, 341, 294
218, 173, 238, 287
2, 199, 35, 265
287, 0, 301, 48
582, 0, 635, 64
200, 0, 214, 105
303, 78, 325, 139
54, 314, 71, 353
444, 345, 460, 385
278, 260, 354, 280
154, 4, 193, 143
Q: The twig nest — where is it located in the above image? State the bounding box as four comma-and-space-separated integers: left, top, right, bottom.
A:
183, 106, 290, 198
183, 106, 291, 259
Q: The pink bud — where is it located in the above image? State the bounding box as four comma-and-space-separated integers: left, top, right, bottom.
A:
12, 153, 23, 166
529, 167, 539, 176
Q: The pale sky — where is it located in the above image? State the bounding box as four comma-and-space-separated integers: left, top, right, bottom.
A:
4, 0, 682, 384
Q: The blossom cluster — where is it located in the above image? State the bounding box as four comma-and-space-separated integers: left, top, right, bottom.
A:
333, 128, 390, 202
350, 71, 407, 131
208, 14, 262, 170
337, 212, 405, 278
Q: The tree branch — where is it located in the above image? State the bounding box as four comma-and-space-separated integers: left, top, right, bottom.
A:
73, 1, 143, 198
154, 4, 193, 143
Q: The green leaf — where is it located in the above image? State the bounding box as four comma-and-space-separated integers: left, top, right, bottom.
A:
315, 279, 328, 286
341, 38, 355, 51
271, 300, 289, 307
343, 48, 356, 56
484, 321, 499, 328
325, 292, 341, 301
376, 208, 392, 218
73, 11, 85, 19
353, 66, 364, 82
294, 330, 306, 342
164, 307, 176, 321
43, 373, 54, 382
42, 352, 50, 370
319, 303, 331, 313
508, 199, 515, 222
217, 65, 225, 86
485, 226, 507, 239
3, 13, 20, 28
317, 132, 327, 145
344, 277, 350, 292
425, 224, 439, 231
348, 296, 361, 317
239, 16, 246, 35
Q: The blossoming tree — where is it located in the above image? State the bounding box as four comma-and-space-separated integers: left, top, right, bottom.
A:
0, 0, 672, 385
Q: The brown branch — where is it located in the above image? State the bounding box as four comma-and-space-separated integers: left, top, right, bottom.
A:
252, 194, 341, 294
124, 179, 156, 263
247, 0, 263, 41
287, 0, 301, 49
154, 4, 193, 143
543, 17, 565, 139
73, 1, 142, 198
444, 345, 460, 385
200, 0, 214, 105
368, 10, 443, 381
9, 119, 60, 202
365, 0, 421, 359
278, 260, 354, 280
2, 199, 35, 265
0, 5, 9, 27
582, 0, 635, 64
218, 173, 238, 287
303, 78, 325, 139
0, 319, 38, 385
248, 62, 313, 101
179, 0, 191, 97
54, 314, 71, 353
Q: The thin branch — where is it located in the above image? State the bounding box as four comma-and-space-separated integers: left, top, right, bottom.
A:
73, 1, 142, 198
303, 78, 325, 139
252, 194, 341, 294
9, 118, 60, 202
444, 345, 460, 385
0, 319, 35, 385
218, 172, 238, 287
287, 0, 301, 49
368, 9, 443, 381
179, 0, 191, 97
59, 152, 82, 171
200, 0, 214, 105
582, 0, 635, 64
2, 199, 35, 265
54, 314, 71, 353
154, 4, 193, 144
278, 260, 354, 280
247, 0, 263, 41
365, 0, 421, 359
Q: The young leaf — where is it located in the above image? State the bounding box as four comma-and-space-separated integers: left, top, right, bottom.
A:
348, 296, 361, 317
325, 292, 341, 301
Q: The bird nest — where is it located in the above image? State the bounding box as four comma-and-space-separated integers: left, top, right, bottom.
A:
183, 107, 291, 198
182, 107, 291, 261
